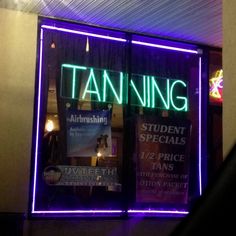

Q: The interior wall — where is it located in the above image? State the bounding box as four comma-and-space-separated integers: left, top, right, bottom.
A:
0, 8, 37, 212
223, 1, 236, 158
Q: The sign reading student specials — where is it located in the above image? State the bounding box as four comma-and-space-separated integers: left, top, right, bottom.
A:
66, 109, 112, 157
136, 116, 191, 204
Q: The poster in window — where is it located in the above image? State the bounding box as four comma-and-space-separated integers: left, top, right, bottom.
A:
136, 116, 191, 204
66, 109, 112, 157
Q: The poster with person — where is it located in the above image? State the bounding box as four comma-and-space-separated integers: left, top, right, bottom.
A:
136, 116, 191, 204
66, 109, 112, 157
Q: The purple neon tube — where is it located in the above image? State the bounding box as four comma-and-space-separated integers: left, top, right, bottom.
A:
41, 25, 127, 42
131, 40, 198, 54
32, 28, 44, 213
128, 210, 189, 215
198, 57, 202, 195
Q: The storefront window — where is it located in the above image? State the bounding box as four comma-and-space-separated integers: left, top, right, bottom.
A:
127, 35, 202, 215
30, 18, 206, 217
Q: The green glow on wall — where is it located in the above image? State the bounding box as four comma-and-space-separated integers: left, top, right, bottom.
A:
82, 68, 101, 101
61, 64, 188, 112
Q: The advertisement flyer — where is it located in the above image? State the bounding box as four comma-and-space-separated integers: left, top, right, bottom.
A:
136, 116, 191, 204
66, 109, 112, 157
43, 165, 118, 187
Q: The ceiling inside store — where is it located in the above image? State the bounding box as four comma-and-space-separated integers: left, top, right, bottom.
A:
0, 0, 222, 48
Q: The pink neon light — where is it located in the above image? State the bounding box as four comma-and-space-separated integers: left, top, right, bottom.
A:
32, 21, 203, 215
41, 25, 127, 42
132, 40, 198, 54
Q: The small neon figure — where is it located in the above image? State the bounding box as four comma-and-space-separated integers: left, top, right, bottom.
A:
209, 69, 223, 101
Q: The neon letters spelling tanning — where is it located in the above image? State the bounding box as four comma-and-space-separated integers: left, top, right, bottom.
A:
61, 64, 188, 112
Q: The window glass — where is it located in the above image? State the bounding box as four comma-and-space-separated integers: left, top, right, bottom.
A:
128, 35, 201, 213
32, 20, 127, 213
31, 19, 204, 216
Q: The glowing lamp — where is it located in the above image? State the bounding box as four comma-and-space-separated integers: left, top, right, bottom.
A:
45, 119, 54, 132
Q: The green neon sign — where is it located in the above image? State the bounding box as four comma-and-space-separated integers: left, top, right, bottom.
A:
103, 70, 124, 104
82, 68, 101, 102
61, 64, 188, 112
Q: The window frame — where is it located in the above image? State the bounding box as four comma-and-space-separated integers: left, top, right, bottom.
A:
29, 17, 206, 218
